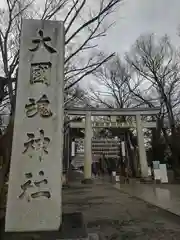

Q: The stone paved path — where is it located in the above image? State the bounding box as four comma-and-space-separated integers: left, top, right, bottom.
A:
63, 181, 180, 240
114, 182, 180, 217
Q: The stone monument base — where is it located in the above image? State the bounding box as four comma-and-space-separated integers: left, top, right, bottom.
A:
140, 177, 154, 184
81, 179, 93, 184
3, 212, 88, 240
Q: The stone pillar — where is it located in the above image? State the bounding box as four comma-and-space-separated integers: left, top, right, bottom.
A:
82, 112, 93, 183
5, 19, 64, 232
136, 114, 149, 178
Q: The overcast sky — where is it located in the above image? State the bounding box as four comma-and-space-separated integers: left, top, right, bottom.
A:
2, 0, 180, 53
99, 0, 180, 56
85, 0, 180, 88
1, 0, 180, 88
2, 0, 180, 57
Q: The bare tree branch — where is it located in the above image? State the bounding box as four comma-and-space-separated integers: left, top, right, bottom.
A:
65, 53, 115, 91
65, 0, 120, 45
0, 0, 122, 114
65, 0, 86, 34
126, 33, 180, 169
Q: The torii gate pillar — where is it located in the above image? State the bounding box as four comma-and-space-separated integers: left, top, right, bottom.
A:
82, 112, 93, 184
136, 114, 149, 178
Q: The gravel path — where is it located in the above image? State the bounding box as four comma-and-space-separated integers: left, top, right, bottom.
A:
63, 181, 180, 240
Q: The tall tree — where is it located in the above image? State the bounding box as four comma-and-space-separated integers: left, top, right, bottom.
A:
0, 0, 122, 217
0, 0, 122, 114
90, 56, 133, 109
90, 56, 138, 176
126, 34, 180, 171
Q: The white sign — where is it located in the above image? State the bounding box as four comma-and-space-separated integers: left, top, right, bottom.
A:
160, 164, 168, 183
153, 161, 160, 170
154, 169, 161, 180
116, 176, 120, 182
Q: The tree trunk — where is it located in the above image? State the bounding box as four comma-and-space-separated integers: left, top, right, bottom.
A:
0, 116, 14, 220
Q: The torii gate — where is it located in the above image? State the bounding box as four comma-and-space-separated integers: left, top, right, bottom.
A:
65, 107, 160, 182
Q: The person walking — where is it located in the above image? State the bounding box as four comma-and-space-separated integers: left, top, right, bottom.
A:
92, 161, 98, 177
